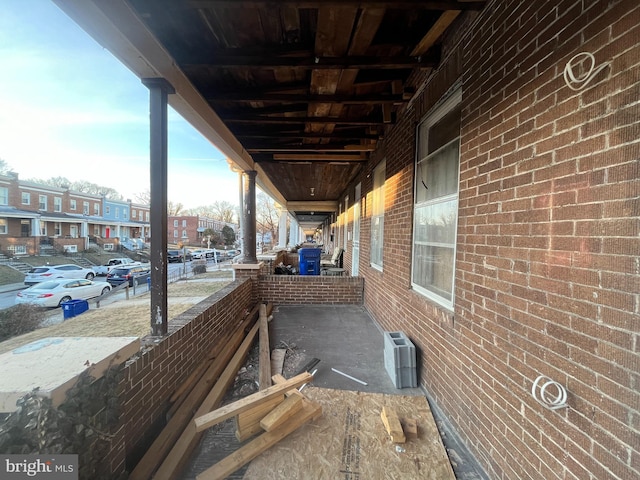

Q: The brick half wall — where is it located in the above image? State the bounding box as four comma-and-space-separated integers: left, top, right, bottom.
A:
258, 274, 364, 305
107, 278, 255, 475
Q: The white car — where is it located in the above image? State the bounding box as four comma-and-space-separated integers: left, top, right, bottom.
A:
16, 279, 111, 308
24, 264, 96, 285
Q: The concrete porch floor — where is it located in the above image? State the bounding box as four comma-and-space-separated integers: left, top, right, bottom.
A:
180, 304, 488, 480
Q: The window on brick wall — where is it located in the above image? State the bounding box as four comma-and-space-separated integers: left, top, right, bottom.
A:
83, 202, 89, 215
0, 188, 8, 206
39, 195, 47, 211
412, 89, 461, 309
0, 218, 7, 234
70, 199, 76, 210
22, 192, 30, 205
370, 159, 386, 270
54, 197, 62, 212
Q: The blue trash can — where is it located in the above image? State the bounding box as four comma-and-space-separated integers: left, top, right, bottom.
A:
61, 299, 89, 319
298, 248, 321, 275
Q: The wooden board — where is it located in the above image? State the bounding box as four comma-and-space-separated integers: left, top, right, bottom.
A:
243, 387, 455, 480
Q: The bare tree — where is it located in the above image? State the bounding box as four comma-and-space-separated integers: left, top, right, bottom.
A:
134, 189, 151, 205
256, 192, 280, 251
168, 201, 184, 216
26, 176, 123, 200
0, 159, 13, 175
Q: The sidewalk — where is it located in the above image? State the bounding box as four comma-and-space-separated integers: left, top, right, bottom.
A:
0, 283, 25, 294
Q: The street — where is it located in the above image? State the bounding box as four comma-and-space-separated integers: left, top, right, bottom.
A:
0, 260, 222, 310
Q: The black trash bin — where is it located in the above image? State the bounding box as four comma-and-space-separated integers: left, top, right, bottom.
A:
298, 248, 321, 275
61, 299, 89, 319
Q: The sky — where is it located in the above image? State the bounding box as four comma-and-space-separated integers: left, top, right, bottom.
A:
0, 0, 239, 209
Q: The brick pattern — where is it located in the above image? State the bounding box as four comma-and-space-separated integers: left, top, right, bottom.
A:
353, 1, 639, 479
258, 274, 364, 305
103, 279, 254, 474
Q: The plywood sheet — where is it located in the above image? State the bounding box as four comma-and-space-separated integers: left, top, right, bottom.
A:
0, 336, 139, 412
243, 387, 455, 480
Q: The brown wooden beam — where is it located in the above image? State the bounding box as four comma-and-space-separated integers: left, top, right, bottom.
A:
208, 92, 408, 104
272, 153, 367, 161
190, 1, 485, 10
222, 115, 388, 125
246, 144, 375, 153
183, 53, 437, 70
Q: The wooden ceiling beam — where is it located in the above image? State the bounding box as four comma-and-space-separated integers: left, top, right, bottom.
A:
271, 153, 368, 161
234, 132, 380, 140
189, 1, 485, 11
246, 144, 376, 153
181, 53, 438, 69
208, 93, 408, 104
222, 115, 388, 125
411, 10, 462, 56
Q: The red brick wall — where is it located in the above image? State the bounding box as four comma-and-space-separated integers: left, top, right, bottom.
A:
104, 279, 254, 474
357, 1, 639, 479
258, 274, 364, 305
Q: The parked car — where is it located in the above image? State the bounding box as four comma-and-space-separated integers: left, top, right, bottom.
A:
189, 249, 214, 259
93, 257, 141, 276
168, 249, 193, 263
24, 264, 96, 286
106, 266, 151, 287
15, 279, 111, 308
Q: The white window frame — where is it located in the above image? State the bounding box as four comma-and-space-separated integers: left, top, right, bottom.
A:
54, 197, 62, 212
370, 159, 386, 271
54, 222, 62, 236
94, 203, 100, 215
411, 89, 461, 310
83, 202, 89, 215
0, 188, 7, 206
0, 218, 7, 234
70, 199, 76, 210
22, 192, 30, 205
39, 195, 47, 211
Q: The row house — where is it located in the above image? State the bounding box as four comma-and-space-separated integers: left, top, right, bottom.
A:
168, 215, 237, 247
0, 172, 150, 256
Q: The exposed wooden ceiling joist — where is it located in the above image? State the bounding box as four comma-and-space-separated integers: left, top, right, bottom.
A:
221, 115, 388, 126
181, 53, 439, 69
189, 1, 484, 10
207, 93, 409, 104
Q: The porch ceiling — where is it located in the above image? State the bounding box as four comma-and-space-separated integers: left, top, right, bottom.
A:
52, 0, 485, 229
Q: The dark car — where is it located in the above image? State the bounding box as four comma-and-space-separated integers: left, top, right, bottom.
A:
168, 249, 192, 263
106, 266, 151, 287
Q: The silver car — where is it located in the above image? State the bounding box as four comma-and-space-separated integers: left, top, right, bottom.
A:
16, 279, 111, 308
24, 264, 96, 286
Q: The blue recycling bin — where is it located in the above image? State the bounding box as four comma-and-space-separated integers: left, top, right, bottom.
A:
298, 248, 321, 275
61, 299, 89, 319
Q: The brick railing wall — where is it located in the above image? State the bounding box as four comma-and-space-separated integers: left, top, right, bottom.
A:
258, 274, 364, 305
104, 279, 254, 475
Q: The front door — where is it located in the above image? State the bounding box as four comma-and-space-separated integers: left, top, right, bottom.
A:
352, 183, 361, 276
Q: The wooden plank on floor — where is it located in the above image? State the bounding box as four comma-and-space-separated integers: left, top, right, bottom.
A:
194, 372, 313, 432
243, 387, 456, 480
196, 398, 322, 480
153, 321, 261, 480
258, 304, 271, 390
128, 304, 260, 480
381, 406, 406, 443
260, 393, 304, 432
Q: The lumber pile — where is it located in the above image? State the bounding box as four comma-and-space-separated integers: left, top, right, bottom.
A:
129, 301, 321, 480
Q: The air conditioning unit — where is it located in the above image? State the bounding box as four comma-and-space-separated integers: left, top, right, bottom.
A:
103, 243, 114, 251
63, 245, 78, 253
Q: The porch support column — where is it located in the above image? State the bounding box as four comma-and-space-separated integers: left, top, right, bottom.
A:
289, 217, 299, 246
142, 77, 174, 337
240, 170, 258, 263
278, 209, 287, 248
